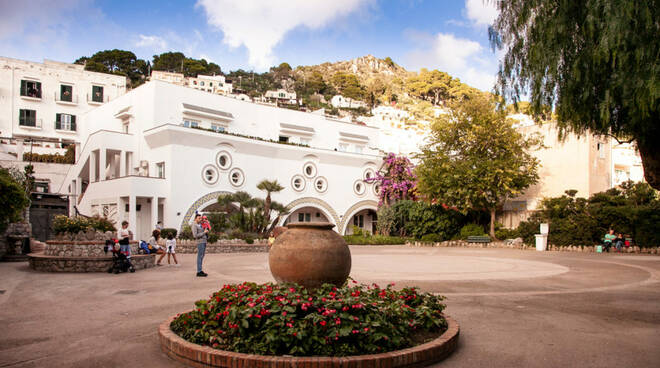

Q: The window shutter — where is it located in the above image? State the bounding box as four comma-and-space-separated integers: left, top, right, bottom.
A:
56, 113, 61, 130
20, 81, 26, 95
71, 115, 76, 131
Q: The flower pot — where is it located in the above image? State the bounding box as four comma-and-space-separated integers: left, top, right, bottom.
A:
269, 222, 351, 289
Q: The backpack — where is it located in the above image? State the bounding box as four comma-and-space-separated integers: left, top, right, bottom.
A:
139, 240, 150, 254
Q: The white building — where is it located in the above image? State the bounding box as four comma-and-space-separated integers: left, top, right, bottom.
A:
61, 81, 381, 240
330, 95, 367, 109
265, 89, 297, 104
150, 71, 186, 86
0, 57, 127, 145
612, 142, 645, 186
359, 105, 428, 156
189, 75, 233, 95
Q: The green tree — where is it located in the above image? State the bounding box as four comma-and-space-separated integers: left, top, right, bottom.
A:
256, 179, 284, 234
415, 94, 541, 238
217, 191, 259, 232
75, 49, 148, 87
330, 73, 365, 101
0, 168, 30, 233
152, 52, 222, 77
489, 0, 660, 189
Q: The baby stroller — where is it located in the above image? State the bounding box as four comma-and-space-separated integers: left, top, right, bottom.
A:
105, 239, 135, 274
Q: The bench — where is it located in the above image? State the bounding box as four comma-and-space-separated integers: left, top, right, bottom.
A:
467, 236, 491, 243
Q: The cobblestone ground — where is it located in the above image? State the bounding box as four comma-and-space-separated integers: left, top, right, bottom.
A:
1, 246, 659, 367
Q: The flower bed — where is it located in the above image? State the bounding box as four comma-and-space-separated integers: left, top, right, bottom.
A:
169, 281, 448, 357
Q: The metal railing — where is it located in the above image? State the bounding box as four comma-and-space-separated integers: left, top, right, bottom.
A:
54, 92, 78, 104
19, 118, 42, 129
86, 93, 109, 104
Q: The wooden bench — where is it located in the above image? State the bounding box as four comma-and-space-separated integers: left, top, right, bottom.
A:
466, 235, 491, 243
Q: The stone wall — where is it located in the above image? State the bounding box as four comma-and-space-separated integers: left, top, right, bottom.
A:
44, 241, 139, 257
168, 239, 268, 253
29, 253, 155, 272
406, 239, 660, 255
0, 222, 31, 258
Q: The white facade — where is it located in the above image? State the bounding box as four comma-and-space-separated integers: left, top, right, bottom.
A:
331, 95, 367, 109
0, 57, 127, 144
150, 71, 186, 86
611, 142, 645, 186
359, 105, 428, 156
265, 89, 297, 104
189, 74, 233, 95
62, 81, 381, 240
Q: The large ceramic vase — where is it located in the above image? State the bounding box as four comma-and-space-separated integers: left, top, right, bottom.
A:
269, 222, 351, 289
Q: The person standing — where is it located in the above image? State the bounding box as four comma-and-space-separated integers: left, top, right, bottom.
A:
191, 214, 208, 277
155, 221, 163, 231
165, 233, 179, 266
117, 221, 131, 255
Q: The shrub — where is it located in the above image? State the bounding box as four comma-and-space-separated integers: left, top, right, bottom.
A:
390, 200, 463, 239
160, 228, 178, 239
419, 234, 444, 242
179, 225, 193, 239
459, 223, 485, 239
343, 235, 407, 245
170, 281, 447, 356
52, 215, 116, 234
0, 168, 29, 234
208, 233, 219, 244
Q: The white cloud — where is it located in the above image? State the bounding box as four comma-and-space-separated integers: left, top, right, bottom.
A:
404, 32, 498, 91
196, 0, 372, 70
135, 34, 168, 51
465, 0, 498, 27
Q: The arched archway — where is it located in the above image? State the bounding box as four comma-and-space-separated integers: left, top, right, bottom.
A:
279, 197, 340, 228
339, 200, 378, 235
179, 191, 233, 233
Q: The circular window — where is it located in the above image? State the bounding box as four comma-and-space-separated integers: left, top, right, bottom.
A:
229, 168, 245, 187
364, 168, 375, 181
291, 174, 306, 192
354, 180, 366, 195
216, 151, 232, 170
373, 184, 381, 196
201, 165, 219, 185
303, 162, 317, 178
314, 176, 328, 193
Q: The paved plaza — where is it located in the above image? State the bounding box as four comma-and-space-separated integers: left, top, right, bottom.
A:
1, 246, 659, 367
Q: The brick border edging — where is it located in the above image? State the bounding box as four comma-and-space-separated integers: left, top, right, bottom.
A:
159, 314, 459, 368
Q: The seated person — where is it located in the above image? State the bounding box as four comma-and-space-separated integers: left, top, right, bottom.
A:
614, 233, 625, 251
148, 230, 167, 265
603, 229, 616, 253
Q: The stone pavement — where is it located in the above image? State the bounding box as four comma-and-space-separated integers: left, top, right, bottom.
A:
0, 246, 659, 367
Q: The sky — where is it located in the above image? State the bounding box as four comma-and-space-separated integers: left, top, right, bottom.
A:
0, 0, 502, 91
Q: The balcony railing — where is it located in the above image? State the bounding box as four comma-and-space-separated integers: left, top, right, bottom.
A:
55, 92, 78, 104
55, 121, 76, 132
19, 118, 42, 129
87, 93, 109, 104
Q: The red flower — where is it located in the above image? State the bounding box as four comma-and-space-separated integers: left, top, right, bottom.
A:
319, 320, 327, 326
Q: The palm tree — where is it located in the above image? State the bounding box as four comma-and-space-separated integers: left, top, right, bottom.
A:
256, 179, 284, 223
217, 191, 259, 232
265, 200, 290, 235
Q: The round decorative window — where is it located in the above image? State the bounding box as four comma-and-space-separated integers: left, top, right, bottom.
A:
229, 168, 245, 187
216, 151, 232, 170
201, 165, 219, 185
291, 174, 306, 192
314, 176, 328, 193
364, 168, 375, 181
354, 180, 366, 195
373, 183, 381, 196
303, 162, 317, 178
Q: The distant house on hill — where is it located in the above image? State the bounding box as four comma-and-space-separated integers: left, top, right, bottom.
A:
331, 95, 367, 109
188, 74, 233, 95
265, 89, 297, 104
150, 71, 186, 86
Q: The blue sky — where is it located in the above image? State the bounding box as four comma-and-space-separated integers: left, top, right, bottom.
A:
0, 0, 501, 90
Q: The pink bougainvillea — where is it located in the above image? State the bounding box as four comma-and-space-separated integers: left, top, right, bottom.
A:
366, 153, 417, 205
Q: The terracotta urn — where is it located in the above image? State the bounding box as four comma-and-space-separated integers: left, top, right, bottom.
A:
269, 222, 351, 289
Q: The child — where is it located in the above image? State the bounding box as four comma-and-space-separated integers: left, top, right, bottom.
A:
166, 233, 179, 266
201, 215, 212, 231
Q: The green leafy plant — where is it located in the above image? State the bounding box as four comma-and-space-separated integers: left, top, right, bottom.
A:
52, 215, 116, 234
343, 235, 408, 245
179, 225, 193, 239
160, 228, 178, 239
0, 168, 30, 233
459, 224, 486, 239
170, 281, 447, 356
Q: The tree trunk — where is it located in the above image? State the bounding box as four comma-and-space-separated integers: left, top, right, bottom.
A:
637, 139, 660, 191
489, 208, 497, 239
